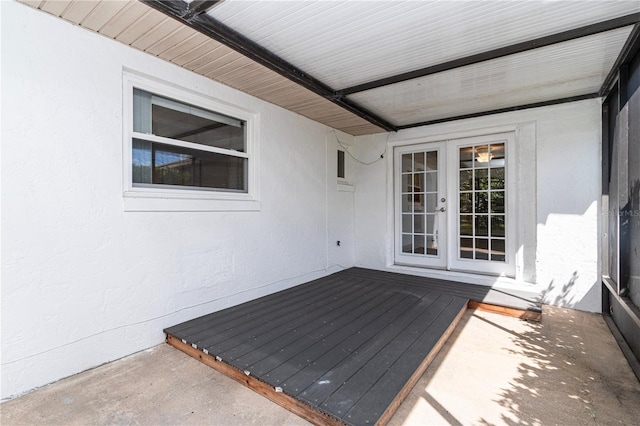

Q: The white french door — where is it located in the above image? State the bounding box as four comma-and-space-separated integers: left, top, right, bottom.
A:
394, 133, 516, 276
394, 142, 448, 268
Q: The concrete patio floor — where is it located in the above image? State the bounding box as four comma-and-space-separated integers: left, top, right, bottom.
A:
2, 306, 639, 425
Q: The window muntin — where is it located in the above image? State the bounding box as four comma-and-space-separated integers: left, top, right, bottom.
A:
458, 143, 506, 262
132, 88, 248, 193
400, 150, 440, 256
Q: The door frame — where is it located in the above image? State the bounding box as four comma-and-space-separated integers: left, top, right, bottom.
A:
390, 128, 519, 278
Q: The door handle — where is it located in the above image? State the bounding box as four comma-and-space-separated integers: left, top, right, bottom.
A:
437, 207, 446, 212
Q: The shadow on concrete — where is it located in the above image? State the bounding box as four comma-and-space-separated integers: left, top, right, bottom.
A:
477, 307, 640, 425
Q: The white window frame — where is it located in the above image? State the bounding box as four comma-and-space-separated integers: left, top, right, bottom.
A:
122, 71, 260, 211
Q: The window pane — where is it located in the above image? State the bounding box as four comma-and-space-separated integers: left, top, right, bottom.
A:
402, 214, 412, 233
490, 167, 505, 189
474, 145, 491, 166
413, 193, 425, 212
151, 104, 245, 152
460, 238, 473, 259
133, 89, 151, 134
132, 139, 152, 184
475, 215, 488, 236
474, 168, 488, 190
490, 143, 505, 162
402, 153, 413, 172
426, 214, 437, 234
402, 234, 412, 253
426, 236, 438, 255
460, 193, 472, 213
413, 173, 425, 192
132, 140, 247, 192
425, 172, 437, 192
460, 146, 473, 169
414, 152, 425, 172
414, 214, 425, 233
426, 151, 438, 171
491, 215, 505, 237
414, 235, 425, 254
460, 215, 473, 236
491, 191, 505, 213
491, 239, 506, 261
402, 174, 412, 193
402, 194, 412, 213
460, 170, 472, 191
475, 192, 489, 213
476, 238, 489, 260
426, 193, 438, 213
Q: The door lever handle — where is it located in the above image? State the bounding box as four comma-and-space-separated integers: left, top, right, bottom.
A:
437, 207, 446, 212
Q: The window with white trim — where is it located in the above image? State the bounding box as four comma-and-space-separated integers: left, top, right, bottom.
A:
123, 72, 259, 211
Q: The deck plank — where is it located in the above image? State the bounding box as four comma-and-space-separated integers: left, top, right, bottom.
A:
164, 267, 541, 425
185, 279, 363, 350
165, 274, 347, 336
262, 292, 410, 388
215, 282, 387, 363
344, 297, 468, 425
296, 291, 440, 406
318, 294, 456, 420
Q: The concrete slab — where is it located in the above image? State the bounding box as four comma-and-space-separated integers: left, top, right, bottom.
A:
2, 306, 639, 425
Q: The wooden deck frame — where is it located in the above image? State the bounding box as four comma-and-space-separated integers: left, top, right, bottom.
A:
468, 301, 542, 322
166, 335, 345, 426
164, 268, 542, 425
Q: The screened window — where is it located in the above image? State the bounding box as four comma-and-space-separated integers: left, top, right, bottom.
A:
132, 89, 248, 192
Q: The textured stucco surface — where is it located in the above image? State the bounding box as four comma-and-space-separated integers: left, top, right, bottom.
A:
352, 99, 602, 313
0, 0, 606, 401
1, 1, 355, 399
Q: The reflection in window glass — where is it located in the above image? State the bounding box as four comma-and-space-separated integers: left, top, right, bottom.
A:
400, 149, 439, 256
132, 139, 246, 192
458, 142, 506, 261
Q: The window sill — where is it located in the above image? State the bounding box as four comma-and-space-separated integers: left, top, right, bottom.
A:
123, 190, 260, 212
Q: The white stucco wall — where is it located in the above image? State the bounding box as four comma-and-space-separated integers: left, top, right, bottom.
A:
352, 100, 602, 313
0, 2, 355, 399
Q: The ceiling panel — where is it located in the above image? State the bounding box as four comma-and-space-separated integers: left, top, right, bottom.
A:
348, 27, 632, 126
16, 0, 639, 135
208, 0, 639, 89
81, 1, 131, 32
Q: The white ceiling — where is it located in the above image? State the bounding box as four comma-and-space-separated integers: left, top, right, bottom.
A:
207, 0, 640, 89
349, 26, 632, 125
204, 0, 639, 128
22, 0, 640, 134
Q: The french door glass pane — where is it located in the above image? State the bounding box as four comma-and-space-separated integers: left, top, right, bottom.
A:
400, 150, 439, 257
458, 143, 506, 262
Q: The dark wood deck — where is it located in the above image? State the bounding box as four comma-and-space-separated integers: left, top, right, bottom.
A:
164, 268, 541, 425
